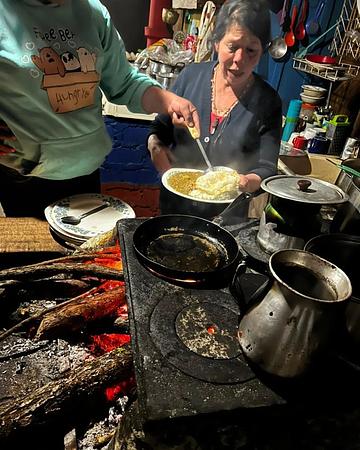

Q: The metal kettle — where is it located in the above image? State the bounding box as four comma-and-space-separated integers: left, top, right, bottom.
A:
235, 250, 352, 378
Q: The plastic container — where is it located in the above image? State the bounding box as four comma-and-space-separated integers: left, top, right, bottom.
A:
282, 100, 302, 142
307, 135, 330, 154
326, 115, 351, 155
299, 103, 316, 122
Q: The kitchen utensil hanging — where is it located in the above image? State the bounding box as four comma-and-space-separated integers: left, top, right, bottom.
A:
281, 0, 292, 32
284, 4, 298, 47
269, 36, 288, 59
306, 0, 326, 36
268, 0, 289, 59
295, 0, 308, 41
296, 20, 340, 58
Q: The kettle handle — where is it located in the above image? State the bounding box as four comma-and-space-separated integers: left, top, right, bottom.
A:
230, 265, 272, 314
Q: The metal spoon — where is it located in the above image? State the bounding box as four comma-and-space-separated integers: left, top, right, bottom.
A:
61, 202, 111, 225
187, 125, 213, 171
195, 138, 214, 172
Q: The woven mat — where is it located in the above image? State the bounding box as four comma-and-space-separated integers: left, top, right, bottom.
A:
0, 218, 64, 253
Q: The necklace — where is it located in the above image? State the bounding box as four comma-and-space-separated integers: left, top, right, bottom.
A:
210, 65, 253, 135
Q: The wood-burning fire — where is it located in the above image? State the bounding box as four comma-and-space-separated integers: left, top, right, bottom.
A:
0, 242, 134, 446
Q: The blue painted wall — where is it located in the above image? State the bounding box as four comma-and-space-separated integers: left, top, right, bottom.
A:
101, 116, 159, 185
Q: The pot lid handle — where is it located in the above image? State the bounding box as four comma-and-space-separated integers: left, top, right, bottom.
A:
297, 179, 312, 191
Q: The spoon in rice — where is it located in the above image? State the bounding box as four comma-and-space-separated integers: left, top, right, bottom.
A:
187, 126, 214, 172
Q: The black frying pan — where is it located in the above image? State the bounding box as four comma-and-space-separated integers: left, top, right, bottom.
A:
133, 214, 241, 287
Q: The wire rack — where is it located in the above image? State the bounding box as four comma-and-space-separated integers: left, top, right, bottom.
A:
293, 0, 360, 82
292, 57, 358, 81
330, 0, 360, 61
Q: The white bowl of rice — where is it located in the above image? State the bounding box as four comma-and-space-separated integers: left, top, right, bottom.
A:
162, 167, 240, 204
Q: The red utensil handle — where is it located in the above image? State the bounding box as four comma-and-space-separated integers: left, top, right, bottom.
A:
290, 5, 298, 28
300, 0, 308, 21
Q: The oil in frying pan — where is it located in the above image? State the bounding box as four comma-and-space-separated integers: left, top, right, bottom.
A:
146, 233, 227, 272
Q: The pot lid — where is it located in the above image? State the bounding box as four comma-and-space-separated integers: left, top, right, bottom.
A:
261, 175, 348, 204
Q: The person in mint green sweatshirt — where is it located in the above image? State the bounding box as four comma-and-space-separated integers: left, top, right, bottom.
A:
0, 0, 199, 217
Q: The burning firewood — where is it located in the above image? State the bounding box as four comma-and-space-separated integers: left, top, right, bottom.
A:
2, 278, 92, 305
0, 286, 100, 342
0, 345, 133, 441
0, 263, 123, 283
35, 286, 126, 340
0, 239, 132, 446
9, 250, 121, 268
0, 247, 125, 342
0, 244, 123, 284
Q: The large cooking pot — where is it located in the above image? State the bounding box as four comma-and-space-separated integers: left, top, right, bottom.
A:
236, 249, 352, 377
304, 233, 360, 345
132, 214, 243, 288
161, 168, 250, 221
260, 175, 349, 242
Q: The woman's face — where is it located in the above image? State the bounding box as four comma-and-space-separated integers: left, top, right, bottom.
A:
215, 25, 262, 88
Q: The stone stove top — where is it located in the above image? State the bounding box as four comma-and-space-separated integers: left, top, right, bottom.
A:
117, 219, 284, 424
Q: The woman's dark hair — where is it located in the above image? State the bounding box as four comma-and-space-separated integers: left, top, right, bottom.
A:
211, 0, 271, 50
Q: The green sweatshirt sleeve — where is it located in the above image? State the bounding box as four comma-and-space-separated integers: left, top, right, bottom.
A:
90, 0, 160, 114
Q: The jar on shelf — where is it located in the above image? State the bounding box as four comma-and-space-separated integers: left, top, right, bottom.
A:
299, 103, 316, 123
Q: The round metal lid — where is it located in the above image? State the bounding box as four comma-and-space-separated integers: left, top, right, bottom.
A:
261, 175, 348, 205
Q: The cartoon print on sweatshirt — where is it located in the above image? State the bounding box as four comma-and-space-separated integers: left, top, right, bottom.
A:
31, 47, 66, 76
60, 51, 81, 72
76, 47, 97, 73
31, 46, 100, 114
